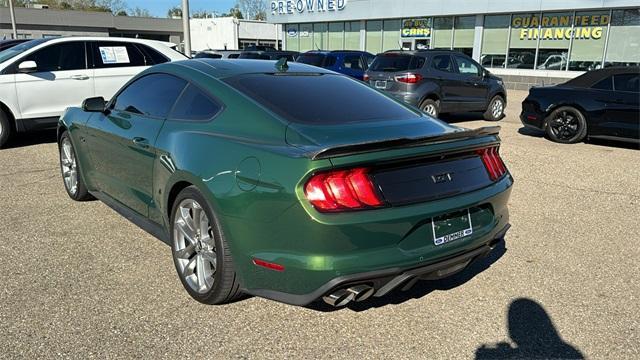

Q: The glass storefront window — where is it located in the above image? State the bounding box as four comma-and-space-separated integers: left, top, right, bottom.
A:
299, 23, 313, 52
345, 21, 361, 51
481, 15, 510, 68
508, 13, 540, 69
313, 23, 328, 50
328, 22, 344, 50
606, 9, 640, 67
382, 19, 401, 51
453, 16, 475, 56
569, 11, 609, 71
433, 17, 453, 49
285, 24, 299, 52
366, 20, 382, 54
536, 12, 573, 70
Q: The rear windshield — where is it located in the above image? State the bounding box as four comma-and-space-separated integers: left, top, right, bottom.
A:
224, 73, 419, 125
370, 54, 425, 72
296, 54, 326, 67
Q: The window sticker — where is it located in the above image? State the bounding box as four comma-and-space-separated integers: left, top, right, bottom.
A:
99, 46, 130, 64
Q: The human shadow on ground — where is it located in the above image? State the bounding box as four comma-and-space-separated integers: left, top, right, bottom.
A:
307, 239, 507, 312
475, 298, 584, 359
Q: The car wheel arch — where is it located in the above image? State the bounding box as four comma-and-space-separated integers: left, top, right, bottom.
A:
0, 101, 17, 131
543, 103, 590, 130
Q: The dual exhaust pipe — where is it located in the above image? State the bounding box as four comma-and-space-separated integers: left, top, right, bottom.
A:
322, 284, 375, 307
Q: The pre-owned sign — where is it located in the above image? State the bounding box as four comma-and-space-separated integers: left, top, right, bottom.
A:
271, 0, 347, 15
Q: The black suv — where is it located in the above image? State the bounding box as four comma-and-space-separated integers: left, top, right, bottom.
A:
365, 50, 507, 120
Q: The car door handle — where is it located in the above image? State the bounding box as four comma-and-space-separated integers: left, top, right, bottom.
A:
70, 74, 90, 80
132, 137, 149, 148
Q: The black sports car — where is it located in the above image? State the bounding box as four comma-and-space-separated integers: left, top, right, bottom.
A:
520, 67, 639, 144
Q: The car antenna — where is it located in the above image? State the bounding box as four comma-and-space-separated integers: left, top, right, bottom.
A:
275, 57, 289, 72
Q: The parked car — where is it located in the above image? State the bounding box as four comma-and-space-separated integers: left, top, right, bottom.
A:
243, 45, 277, 52
238, 50, 299, 61
365, 50, 507, 120
296, 50, 375, 80
0, 36, 186, 147
0, 39, 30, 52
57, 59, 512, 307
194, 49, 242, 59
520, 66, 639, 144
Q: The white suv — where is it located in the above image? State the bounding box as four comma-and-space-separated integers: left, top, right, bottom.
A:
0, 36, 186, 147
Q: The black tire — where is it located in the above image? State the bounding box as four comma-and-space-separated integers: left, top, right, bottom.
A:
0, 109, 12, 148
484, 95, 505, 121
544, 106, 588, 144
420, 98, 440, 118
58, 131, 93, 201
170, 186, 241, 304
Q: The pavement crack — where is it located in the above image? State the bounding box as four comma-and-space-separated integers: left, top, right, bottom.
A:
0, 168, 57, 177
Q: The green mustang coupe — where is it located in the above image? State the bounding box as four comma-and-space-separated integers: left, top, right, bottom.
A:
58, 59, 512, 307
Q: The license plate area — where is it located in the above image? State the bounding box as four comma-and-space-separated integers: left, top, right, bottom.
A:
375, 80, 387, 89
432, 209, 473, 246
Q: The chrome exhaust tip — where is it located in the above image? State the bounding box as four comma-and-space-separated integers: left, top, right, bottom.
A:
347, 284, 375, 302
322, 288, 355, 307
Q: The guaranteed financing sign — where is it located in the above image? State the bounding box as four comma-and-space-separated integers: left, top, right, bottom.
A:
513, 14, 610, 40
271, 0, 347, 15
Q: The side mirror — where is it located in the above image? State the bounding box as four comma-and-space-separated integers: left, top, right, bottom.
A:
18, 60, 38, 73
82, 97, 106, 113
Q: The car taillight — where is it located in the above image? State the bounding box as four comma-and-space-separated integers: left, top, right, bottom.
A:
476, 146, 507, 181
304, 168, 384, 212
394, 73, 422, 84
363, 74, 370, 81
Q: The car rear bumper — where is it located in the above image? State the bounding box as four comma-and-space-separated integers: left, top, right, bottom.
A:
237, 175, 513, 306
387, 91, 421, 107
520, 98, 546, 130
246, 224, 510, 306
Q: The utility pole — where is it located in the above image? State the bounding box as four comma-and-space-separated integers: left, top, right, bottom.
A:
181, 0, 191, 56
8, 0, 18, 39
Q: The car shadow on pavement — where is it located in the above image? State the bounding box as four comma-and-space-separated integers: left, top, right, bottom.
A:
3, 129, 57, 149
307, 239, 507, 313
440, 112, 486, 124
475, 298, 584, 359
517, 126, 639, 150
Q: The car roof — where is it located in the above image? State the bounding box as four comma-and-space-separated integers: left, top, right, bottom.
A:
564, 66, 640, 88
28, 36, 176, 48
380, 49, 462, 57
304, 50, 371, 55
159, 59, 334, 80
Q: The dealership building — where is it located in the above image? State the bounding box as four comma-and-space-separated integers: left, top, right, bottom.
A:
268, 0, 640, 89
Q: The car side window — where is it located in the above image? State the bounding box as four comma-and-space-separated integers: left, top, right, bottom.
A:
613, 74, 640, 93
92, 41, 148, 69
169, 84, 222, 121
592, 76, 613, 91
137, 44, 169, 65
431, 55, 454, 72
324, 55, 337, 67
454, 55, 481, 76
22, 41, 86, 72
112, 73, 187, 118
343, 55, 364, 70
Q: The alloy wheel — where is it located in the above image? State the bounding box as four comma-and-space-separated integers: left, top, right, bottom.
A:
491, 99, 504, 119
173, 199, 217, 294
423, 104, 437, 117
549, 110, 579, 140
60, 138, 78, 196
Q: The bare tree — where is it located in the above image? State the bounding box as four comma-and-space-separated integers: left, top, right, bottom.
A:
236, 0, 266, 21
129, 6, 151, 17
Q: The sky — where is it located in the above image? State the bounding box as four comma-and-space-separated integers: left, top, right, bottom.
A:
126, 0, 237, 17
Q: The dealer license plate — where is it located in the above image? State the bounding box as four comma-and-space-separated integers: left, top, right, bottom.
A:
375, 80, 387, 89
432, 209, 473, 246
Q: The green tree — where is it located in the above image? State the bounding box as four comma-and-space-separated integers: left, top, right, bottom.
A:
221, 5, 243, 19
167, 5, 181, 18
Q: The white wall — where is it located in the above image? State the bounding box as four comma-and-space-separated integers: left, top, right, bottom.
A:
190, 18, 281, 51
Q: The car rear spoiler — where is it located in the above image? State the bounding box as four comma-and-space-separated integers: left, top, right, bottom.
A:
310, 126, 501, 160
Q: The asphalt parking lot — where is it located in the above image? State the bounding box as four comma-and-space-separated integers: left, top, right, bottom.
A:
0, 90, 638, 359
